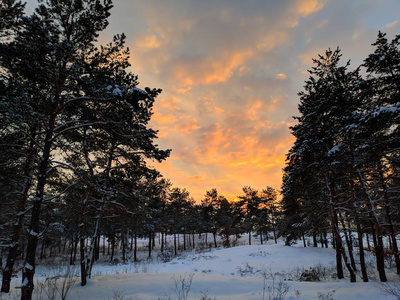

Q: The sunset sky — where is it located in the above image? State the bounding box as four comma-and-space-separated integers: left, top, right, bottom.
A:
28, 1, 400, 201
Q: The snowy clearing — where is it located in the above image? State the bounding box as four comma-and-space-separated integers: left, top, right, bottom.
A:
3, 237, 399, 300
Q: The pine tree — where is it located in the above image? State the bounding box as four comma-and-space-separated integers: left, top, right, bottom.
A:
283, 48, 363, 282
362, 32, 400, 276
0, 0, 170, 297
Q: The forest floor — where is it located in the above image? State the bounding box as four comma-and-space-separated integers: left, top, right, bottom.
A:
2, 235, 400, 299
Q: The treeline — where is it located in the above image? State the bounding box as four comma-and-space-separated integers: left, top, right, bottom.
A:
281, 33, 400, 283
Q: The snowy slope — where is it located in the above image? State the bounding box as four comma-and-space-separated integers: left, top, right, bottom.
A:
64, 242, 396, 300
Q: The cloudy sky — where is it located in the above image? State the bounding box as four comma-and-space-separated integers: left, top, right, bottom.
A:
28, 0, 400, 201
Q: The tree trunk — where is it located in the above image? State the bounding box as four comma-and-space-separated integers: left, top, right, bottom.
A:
121, 225, 126, 262
213, 231, 217, 248
69, 241, 74, 265
110, 234, 115, 262
148, 231, 152, 258
95, 235, 100, 261
378, 164, 400, 275
302, 231, 306, 248
348, 158, 368, 281
357, 169, 387, 282
80, 237, 87, 286
161, 232, 164, 253
86, 218, 100, 279
366, 233, 371, 251
339, 213, 357, 272
20, 81, 61, 300
325, 175, 356, 281
2, 136, 36, 293
376, 234, 387, 282
133, 232, 138, 262
103, 235, 106, 257
174, 233, 177, 255
324, 233, 328, 248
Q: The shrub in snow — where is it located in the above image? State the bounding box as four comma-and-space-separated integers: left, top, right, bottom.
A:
112, 258, 121, 265
299, 269, 320, 282
260, 270, 290, 300
34, 266, 78, 300
171, 273, 194, 300
159, 250, 173, 263
198, 291, 217, 300
237, 262, 259, 276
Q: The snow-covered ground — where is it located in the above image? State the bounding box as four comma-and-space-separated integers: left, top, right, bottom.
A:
2, 237, 400, 299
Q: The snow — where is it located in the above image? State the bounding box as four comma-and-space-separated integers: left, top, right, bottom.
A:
112, 87, 123, 97
67, 242, 394, 300
28, 230, 39, 237
372, 105, 399, 117
3, 237, 398, 299
21, 277, 28, 287
131, 87, 147, 96
327, 143, 342, 156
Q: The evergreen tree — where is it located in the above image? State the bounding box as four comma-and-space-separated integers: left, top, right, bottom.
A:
362, 32, 400, 275
0, 0, 170, 297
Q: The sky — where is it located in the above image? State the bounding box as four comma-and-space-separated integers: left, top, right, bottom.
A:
26, 0, 400, 202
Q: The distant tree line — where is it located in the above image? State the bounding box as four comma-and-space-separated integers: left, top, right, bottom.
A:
281, 33, 400, 283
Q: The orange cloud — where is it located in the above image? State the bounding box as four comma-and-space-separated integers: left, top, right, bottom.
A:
276, 73, 286, 80
296, 0, 327, 17
174, 116, 201, 134
140, 34, 162, 49
199, 97, 225, 114
386, 20, 398, 28
172, 51, 253, 86
173, 86, 192, 94
152, 114, 178, 125
158, 97, 182, 111
246, 100, 263, 121
215, 106, 224, 113
256, 31, 288, 51
197, 123, 231, 157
